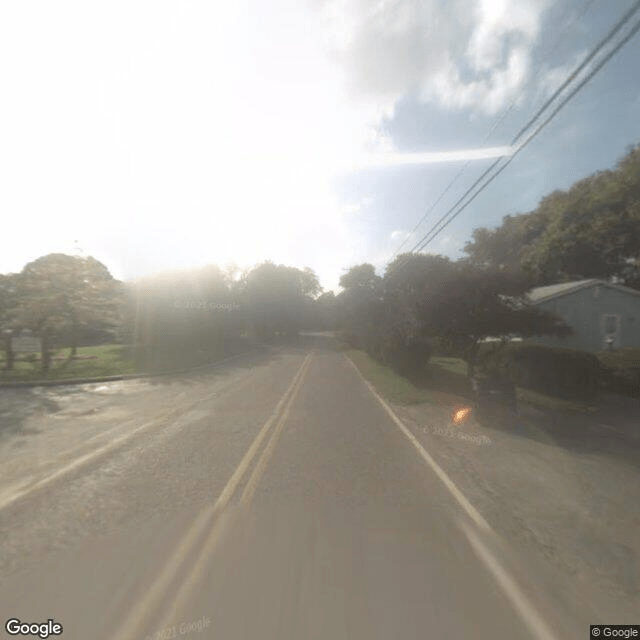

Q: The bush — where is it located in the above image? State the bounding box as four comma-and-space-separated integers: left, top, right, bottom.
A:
430, 337, 460, 357
480, 343, 605, 401
600, 366, 640, 398
367, 335, 433, 377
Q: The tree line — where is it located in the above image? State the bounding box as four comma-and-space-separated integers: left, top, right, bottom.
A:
0, 256, 324, 373
334, 255, 571, 378
462, 143, 640, 290
2, 143, 638, 376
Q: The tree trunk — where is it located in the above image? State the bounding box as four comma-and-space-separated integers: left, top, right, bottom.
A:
466, 342, 479, 379
41, 331, 51, 374
4, 333, 14, 371
70, 319, 79, 357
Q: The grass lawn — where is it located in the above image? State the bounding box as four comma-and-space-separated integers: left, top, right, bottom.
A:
348, 350, 598, 414
346, 350, 471, 407
515, 387, 598, 414
595, 347, 640, 370
0, 340, 246, 383
430, 356, 469, 376
0, 345, 139, 382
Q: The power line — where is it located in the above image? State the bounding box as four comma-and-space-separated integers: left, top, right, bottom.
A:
388, 0, 603, 262
511, 0, 640, 145
413, 12, 640, 253
389, 0, 640, 271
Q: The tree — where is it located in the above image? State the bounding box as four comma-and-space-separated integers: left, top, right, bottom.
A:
0, 273, 20, 371
315, 291, 338, 330
414, 264, 573, 377
14, 254, 122, 371
126, 263, 237, 369
383, 253, 456, 342
240, 262, 321, 340
337, 264, 384, 351
464, 144, 640, 289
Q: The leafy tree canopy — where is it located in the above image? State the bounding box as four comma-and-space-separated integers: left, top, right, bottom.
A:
464, 143, 640, 289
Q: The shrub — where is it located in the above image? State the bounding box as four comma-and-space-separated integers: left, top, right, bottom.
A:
600, 366, 640, 398
480, 343, 605, 401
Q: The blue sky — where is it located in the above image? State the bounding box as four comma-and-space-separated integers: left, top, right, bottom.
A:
1, 0, 639, 292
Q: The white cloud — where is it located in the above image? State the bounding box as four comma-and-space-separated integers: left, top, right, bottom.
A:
316, 0, 551, 116
0, 0, 556, 289
340, 145, 513, 171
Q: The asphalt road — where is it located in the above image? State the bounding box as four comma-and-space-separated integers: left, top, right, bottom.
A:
0, 335, 603, 639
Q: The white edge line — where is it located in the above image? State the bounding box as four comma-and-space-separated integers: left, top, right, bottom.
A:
0, 358, 266, 513
459, 519, 560, 640
345, 355, 491, 532
0, 413, 175, 512
346, 354, 560, 640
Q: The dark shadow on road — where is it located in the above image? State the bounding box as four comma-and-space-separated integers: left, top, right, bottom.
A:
0, 390, 55, 440
474, 401, 640, 468
375, 353, 640, 467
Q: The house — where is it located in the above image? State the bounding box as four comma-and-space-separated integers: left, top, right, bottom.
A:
525, 279, 640, 352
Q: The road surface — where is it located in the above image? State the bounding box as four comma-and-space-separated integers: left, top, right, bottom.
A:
0, 335, 629, 639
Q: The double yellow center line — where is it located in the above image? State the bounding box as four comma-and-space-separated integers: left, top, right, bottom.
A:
112, 351, 313, 640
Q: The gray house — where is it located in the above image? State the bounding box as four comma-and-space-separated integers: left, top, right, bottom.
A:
525, 279, 640, 352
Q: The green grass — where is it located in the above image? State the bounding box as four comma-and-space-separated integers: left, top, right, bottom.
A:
430, 356, 469, 376
596, 347, 640, 370
0, 344, 139, 382
347, 350, 470, 407
516, 387, 598, 414
0, 341, 243, 383
349, 350, 599, 414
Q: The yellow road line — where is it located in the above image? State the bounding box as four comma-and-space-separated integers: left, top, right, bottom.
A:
112, 352, 312, 640
240, 352, 312, 505
151, 352, 313, 634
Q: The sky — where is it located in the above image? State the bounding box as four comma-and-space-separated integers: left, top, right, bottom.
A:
1, 0, 640, 292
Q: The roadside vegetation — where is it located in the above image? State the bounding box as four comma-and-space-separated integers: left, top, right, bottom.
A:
347, 349, 470, 407
0, 255, 325, 383
1, 147, 639, 390
349, 349, 599, 416
335, 145, 640, 410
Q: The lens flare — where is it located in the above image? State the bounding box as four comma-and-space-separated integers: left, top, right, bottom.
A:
451, 406, 472, 425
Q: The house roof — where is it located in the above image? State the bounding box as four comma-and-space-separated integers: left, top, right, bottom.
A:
527, 278, 640, 303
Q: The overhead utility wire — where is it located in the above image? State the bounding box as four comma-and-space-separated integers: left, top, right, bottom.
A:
399, 0, 640, 260
413, 12, 640, 253
389, 0, 599, 261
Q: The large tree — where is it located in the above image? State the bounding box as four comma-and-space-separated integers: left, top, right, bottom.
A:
240, 262, 321, 340
415, 263, 573, 376
14, 254, 122, 371
126, 264, 237, 369
343, 254, 573, 378
337, 264, 384, 351
464, 144, 640, 289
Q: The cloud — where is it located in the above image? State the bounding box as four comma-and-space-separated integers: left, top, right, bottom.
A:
315, 0, 552, 117
341, 145, 513, 171
0, 0, 558, 290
